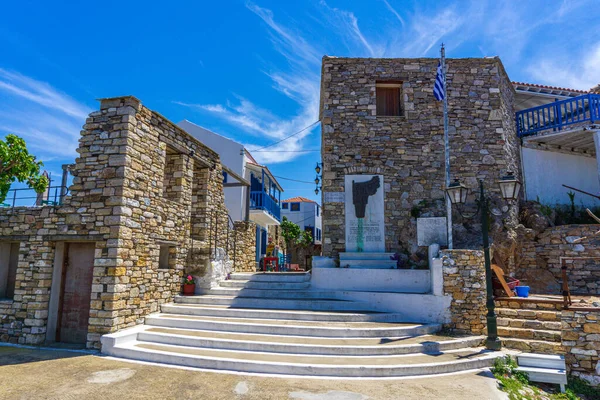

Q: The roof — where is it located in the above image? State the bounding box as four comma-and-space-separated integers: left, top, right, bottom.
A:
512, 81, 589, 97
246, 162, 284, 191
282, 196, 317, 204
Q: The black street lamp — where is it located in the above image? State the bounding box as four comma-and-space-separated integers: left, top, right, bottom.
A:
445, 172, 521, 351
315, 163, 323, 195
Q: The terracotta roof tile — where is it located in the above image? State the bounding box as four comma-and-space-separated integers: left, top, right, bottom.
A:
282, 196, 316, 204
512, 81, 589, 94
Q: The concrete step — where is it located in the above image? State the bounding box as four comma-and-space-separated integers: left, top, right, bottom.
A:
515, 366, 567, 386
138, 327, 486, 356
105, 342, 502, 377
173, 295, 374, 311
145, 313, 440, 338
497, 318, 562, 331
340, 252, 396, 261
160, 304, 405, 323
219, 280, 311, 290
229, 272, 310, 283
518, 353, 566, 370
498, 326, 561, 342
502, 338, 565, 355
196, 288, 341, 299
495, 308, 560, 322
339, 259, 397, 269
495, 299, 563, 312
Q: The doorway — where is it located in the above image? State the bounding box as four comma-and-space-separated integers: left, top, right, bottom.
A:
56, 242, 95, 344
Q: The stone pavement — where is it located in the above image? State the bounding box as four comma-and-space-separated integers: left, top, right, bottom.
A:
0, 346, 507, 400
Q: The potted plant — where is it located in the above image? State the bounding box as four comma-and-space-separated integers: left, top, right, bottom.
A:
182, 274, 195, 295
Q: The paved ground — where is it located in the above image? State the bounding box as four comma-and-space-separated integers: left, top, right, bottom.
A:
0, 346, 507, 400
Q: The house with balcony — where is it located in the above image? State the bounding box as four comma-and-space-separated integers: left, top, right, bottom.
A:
514, 82, 600, 206
177, 120, 283, 266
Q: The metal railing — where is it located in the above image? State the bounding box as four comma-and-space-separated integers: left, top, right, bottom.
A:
1, 186, 69, 208
249, 191, 281, 221
516, 93, 600, 138
560, 256, 600, 309
206, 210, 238, 270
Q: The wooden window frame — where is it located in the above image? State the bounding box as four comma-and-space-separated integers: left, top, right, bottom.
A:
376, 82, 403, 117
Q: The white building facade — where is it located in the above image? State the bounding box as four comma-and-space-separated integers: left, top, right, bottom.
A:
281, 197, 322, 245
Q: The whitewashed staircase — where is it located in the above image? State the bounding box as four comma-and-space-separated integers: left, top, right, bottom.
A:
102, 272, 502, 377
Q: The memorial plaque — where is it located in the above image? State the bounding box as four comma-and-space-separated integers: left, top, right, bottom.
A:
417, 217, 448, 246
324, 192, 345, 203
344, 175, 385, 252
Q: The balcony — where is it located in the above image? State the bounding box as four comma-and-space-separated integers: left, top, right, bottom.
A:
516, 94, 600, 138
250, 191, 281, 226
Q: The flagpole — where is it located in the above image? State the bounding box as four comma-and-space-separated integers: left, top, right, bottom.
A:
441, 44, 453, 249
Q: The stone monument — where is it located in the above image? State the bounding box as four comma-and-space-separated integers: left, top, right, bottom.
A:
344, 174, 385, 252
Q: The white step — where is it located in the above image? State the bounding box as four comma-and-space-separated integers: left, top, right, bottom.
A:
105, 341, 501, 377
160, 304, 405, 322
137, 327, 486, 356
339, 259, 398, 269
229, 272, 310, 282
197, 288, 340, 299
174, 295, 374, 311
144, 314, 440, 338
219, 280, 311, 290
518, 353, 566, 369
515, 366, 567, 385
340, 252, 396, 261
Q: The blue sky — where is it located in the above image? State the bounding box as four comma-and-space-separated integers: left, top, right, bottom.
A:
1, 0, 599, 203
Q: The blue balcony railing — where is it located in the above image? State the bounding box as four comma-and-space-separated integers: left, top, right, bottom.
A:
516, 93, 600, 138
250, 191, 281, 221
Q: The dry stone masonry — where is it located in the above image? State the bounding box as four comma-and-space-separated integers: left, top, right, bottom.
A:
0, 96, 255, 349
319, 56, 521, 259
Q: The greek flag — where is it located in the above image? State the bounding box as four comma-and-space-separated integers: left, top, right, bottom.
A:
433, 61, 445, 101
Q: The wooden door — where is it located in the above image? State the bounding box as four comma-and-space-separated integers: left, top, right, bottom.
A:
58, 243, 95, 344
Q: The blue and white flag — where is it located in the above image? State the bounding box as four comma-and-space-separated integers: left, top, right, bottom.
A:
433, 61, 445, 101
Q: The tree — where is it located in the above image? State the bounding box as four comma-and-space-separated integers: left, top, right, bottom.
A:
0, 134, 49, 204
280, 216, 301, 251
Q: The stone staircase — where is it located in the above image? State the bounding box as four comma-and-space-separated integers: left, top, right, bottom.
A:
496, 298, 564, 354
102, 272, 503, 377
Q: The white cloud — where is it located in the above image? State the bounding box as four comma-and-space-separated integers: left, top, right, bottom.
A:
0, 69, 91, 161
527, 42, 600, 91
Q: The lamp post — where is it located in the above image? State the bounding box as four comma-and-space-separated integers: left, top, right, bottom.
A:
314, 162, 323, 195
445, 172, 521, 351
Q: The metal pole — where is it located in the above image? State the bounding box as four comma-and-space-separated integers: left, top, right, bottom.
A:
441, 44, 453, 249
480, 180, 500, 351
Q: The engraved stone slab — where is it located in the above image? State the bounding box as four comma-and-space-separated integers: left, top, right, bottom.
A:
324, 192, 345, 203
344, 175, 385, 252
417, 217, 448, 246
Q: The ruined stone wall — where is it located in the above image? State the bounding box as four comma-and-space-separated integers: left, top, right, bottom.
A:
441, 249, 487, 335
516, 224, 600, 295
0, 96, 233, 349
232, 221, 257, 272
562, 309, 600, 386
320, 56, 521, 258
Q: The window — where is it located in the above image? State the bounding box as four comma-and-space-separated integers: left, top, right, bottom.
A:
0, 242, 19, 299
159, 244, 176, 269
290, 202, 300, 212
316, 205, 319, 217
282, 202, 288, 210
316, 228, 321, 241
376, 83, 403, 116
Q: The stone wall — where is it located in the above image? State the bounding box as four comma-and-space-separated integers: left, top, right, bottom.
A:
232, 221, 257, 272
440, 250, 487, 335
516, 224, 600, 294
562, 309, 600, 386
441, 249, 487, 335
319, 56, 521, 259
0, 96, 235, 349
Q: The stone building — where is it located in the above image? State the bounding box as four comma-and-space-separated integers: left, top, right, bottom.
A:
0, 96, 255, 349
319, 56, 521, 260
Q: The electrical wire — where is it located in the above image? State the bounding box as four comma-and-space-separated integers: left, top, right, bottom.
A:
252, 121, 320, 151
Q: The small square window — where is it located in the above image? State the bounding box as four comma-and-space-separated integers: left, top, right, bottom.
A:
282, 202, 288, 209
376, 83, 403, 116
159, 244, 176, 269
290, 203, 300, 212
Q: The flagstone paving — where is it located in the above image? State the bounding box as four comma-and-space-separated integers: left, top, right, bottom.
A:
0, 346, 507, 400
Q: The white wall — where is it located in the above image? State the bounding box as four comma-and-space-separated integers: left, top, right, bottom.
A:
522, 147, 600, 207
177, 120, 246, 221
281, 201, 322, 243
